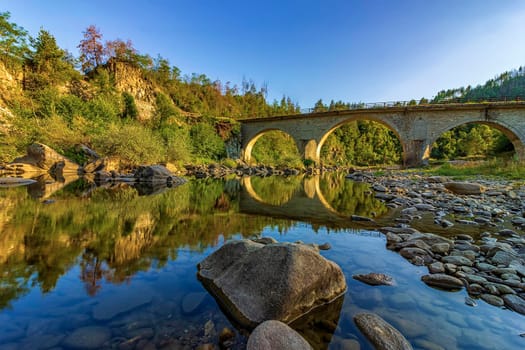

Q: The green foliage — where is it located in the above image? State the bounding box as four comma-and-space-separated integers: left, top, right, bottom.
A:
432, 66, 525, 103
92, 122, 166, 165
0, 11, 28, 68
303, 158, 315, 167
91, 68, 114, 94
153, 92, 179, 128
190, 123, 226, 160
26, 29, 78, 88
87, 94, 121, 123
427, 158, 525, 180
431, 124, 512, 160
158, 124, 192, 162
121, 92, 139, 119
251, 130, 302, 167
320, 121, 402, 166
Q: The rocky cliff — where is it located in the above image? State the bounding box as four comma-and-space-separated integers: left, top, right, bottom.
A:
0, 61, 22, 136
107, 59, 157, 121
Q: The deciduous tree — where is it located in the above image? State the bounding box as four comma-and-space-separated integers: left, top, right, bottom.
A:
78, 25, 105, 73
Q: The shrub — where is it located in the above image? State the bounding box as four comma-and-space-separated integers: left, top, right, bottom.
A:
190, 123, 226, 160
158, 124, 192, 163
92, 122, 166, 166
121, 92, 139, 119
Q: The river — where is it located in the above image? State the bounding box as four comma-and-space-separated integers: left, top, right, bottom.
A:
0, 173, 523, 349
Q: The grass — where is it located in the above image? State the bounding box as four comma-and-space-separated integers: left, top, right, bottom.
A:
424, 158, 525, 180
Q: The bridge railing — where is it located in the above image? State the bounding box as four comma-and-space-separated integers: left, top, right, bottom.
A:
299, 95, 525, 114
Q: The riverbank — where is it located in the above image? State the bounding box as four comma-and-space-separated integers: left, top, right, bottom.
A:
344, 170, 525, 316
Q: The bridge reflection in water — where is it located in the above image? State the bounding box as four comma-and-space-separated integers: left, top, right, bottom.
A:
239, 174, 389, 228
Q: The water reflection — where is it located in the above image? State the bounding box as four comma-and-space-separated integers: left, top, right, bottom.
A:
0, 174, 385, 310
242, 173, 388, 227
1, 175, 523, 349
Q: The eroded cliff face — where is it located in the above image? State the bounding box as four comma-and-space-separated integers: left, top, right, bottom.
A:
107, 59, 157, 121
0, 61, 22, 135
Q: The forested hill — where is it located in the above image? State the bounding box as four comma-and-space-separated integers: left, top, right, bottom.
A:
433, 67, 525, 102
0, 11, 520, 168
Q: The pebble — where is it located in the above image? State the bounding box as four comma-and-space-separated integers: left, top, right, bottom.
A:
441, 256, 473, 267
421, 274, 464, 290
465, 297, 477, 307
480, 294, 505, 307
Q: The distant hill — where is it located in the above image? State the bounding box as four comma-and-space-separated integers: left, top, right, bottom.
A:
433, 67, 525, 103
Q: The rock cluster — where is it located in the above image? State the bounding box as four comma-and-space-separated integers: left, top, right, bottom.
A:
347, 171, 525, 314
3, 143, 81, 177
185, 163, 302, 178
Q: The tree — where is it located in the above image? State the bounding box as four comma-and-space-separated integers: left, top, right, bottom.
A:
190, 123, 226, 160
78, 25, 105, 73
105, 38, 136, 62
153, 92, 178, 128
313, 99, 327, 112
0, 11, 28, 67
121, 92, 139, 119
27, 29, 76, 87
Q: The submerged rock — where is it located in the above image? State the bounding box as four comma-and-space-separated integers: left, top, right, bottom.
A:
354, 313, 413, 350
62, 326, 111, 349
92, 288, 153, 321
247, 320, 313, 350
182, 292, 207, 314
353, 273, 394, 286
197, 240, 347, 328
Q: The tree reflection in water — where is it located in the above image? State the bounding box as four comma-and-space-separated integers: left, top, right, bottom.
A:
0, 173, 387, 309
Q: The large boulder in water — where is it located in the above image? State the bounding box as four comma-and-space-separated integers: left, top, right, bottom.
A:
134, 164, 186, 185
197, 240, 347, 328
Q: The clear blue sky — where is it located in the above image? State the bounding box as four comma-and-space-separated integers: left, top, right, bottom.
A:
4, 0, 525, 107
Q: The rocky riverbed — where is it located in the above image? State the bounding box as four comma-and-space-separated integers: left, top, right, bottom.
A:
346, 171, 525, 316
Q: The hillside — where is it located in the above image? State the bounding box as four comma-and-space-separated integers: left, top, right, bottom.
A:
433, 67, 525, 102
0, 12, 519, 168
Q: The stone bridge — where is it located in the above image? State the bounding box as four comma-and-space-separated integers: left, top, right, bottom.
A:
239, 102, 525, 166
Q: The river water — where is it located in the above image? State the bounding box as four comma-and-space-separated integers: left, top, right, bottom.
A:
0, 173, 523, 349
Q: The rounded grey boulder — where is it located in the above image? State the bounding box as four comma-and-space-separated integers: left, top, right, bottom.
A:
247, 320, 312, 350
197, 240, 347, 328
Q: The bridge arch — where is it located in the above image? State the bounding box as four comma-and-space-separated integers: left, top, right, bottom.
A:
429, 119, 525, 160
242, 128, 300, 164
316, 116, 406, 165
